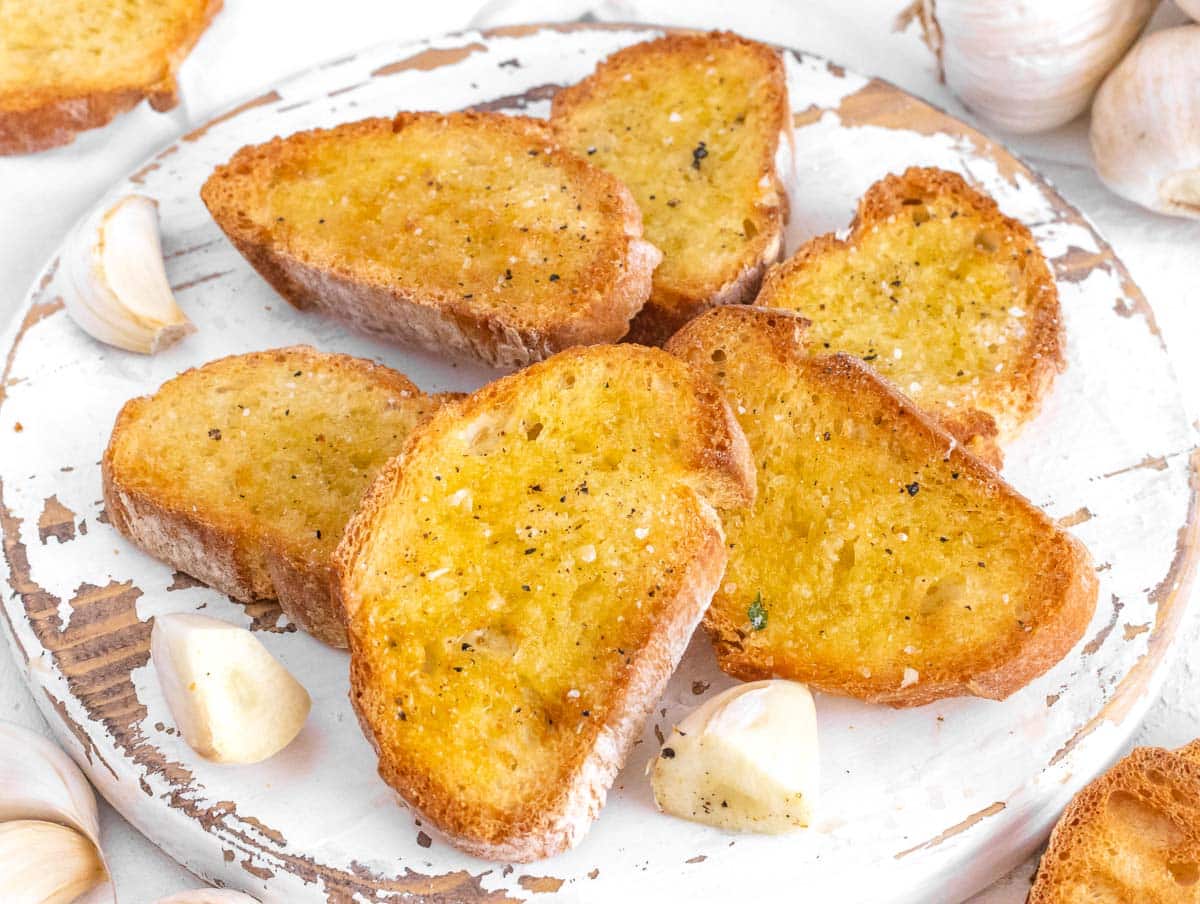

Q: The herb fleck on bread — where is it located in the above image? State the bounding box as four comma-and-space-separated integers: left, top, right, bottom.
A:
666, 306, 1096, 706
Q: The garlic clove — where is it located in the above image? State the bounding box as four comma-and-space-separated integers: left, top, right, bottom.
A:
1091, 25, 1200, 219
903, 0, 1157, 134
152, 613, 312, 764
62, 194, 196, 354
0, 820, 107, 904
0, 721, 114, 902
155, 891, 261, 903
651, 680, 819, 834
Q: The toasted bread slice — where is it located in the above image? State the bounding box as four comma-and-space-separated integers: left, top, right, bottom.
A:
0, 0, 220, 155
102, 347, 448, 647
551, 32, 790, 344
201, 112, 661, 369
335, 343, 754, 860
1029, 742, 1200, 903
756, 167, 1064, 461
665, 307, 1096, 706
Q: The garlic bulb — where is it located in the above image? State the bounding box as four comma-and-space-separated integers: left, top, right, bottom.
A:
1091, 26, 1200, 219
0, 821, 107, 904
903, 0, 1157, 133
62, 194, 195, 354
0, 721, 113, 903
155, 891, 261, 903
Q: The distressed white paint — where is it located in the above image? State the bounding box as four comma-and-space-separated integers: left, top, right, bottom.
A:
0, 24, 1196, 904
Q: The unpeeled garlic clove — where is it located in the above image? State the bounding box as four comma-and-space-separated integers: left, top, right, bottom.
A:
651, 680, 819, 834
901, 0, 1157, 134
152, 613, 311, 764
1091, 25, 1200, 219
0, 820, 107, 904
0, 721, 113, 903
155, 891, 261, 903
62, 194, 195, 354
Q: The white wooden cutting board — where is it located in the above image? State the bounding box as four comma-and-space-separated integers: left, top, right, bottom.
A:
0, 23, 1196, 904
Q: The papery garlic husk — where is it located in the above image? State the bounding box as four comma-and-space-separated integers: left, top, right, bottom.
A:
155, 891, 262, 903
901, 0, 1157, 133
1179, 0, 1200, 23
62, 194, 195, 353
0, 820, 107, 904
152, 613, 312, 764
0, 721, 113, 903
1091, 26, 1200, 219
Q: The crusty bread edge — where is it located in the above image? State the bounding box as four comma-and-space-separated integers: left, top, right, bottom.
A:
334, 344, 755, 860
551, 31, 792, 345
200, 112, 662, 369
0, 0, 222, 155
667, 307, 1096, 707
101, 345, 438, 648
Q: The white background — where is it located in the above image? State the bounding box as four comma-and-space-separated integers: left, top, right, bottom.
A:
1, 1, 1198, 901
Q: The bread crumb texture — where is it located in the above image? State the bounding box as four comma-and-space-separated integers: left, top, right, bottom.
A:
337, 343, 752, 852
758, 167, 1063, 445
1030, 743, 1200, 903
667, 307, 1095, 706
552, 32, 787, 318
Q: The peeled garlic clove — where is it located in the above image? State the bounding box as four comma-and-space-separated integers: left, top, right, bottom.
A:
651, 680, 819, 833
902, 0, 1157, 133
0, 820, 107, 904
155, 891, 261, 903
152, 613, 311, 764
1091, 25, 1200, 219
62, 194, 195, 354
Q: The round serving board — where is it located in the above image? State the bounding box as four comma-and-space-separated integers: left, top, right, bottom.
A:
1, 23, 1197, 904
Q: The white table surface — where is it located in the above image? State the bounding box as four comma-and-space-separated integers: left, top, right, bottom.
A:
2, 1, 1197, 901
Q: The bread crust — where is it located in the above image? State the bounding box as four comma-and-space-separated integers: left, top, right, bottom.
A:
758, 166, 1065, 457
551, 31, 791, 344
102, 346, 443, 648
667, 306, 1096, 706
1029, 743, 1200, 902
0, 0, 221, 155
335, 343, 755, 860
201, 112, 661, 370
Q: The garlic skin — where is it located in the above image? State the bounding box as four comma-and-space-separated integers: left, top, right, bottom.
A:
62, 194, 195, 353
1179, 0, 1200, 22
904, 0, 1157, 133
0, 820, 107, 904
0, 721, 113, 903
1091, 26, 1200, 219
651, 680, 819, 834
155, 891, 261, 903
152, 613, 312, 764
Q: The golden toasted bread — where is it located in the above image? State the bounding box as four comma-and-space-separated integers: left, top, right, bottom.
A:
335, 343, 754, 861
756, 167, 1064, 463
0, 0, 221, 155
551, 32, 790, 344
1030, 741, 1200, 903
665, 307, 1096, 706
102, 347, 448, 647
201, 112, 661, 369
